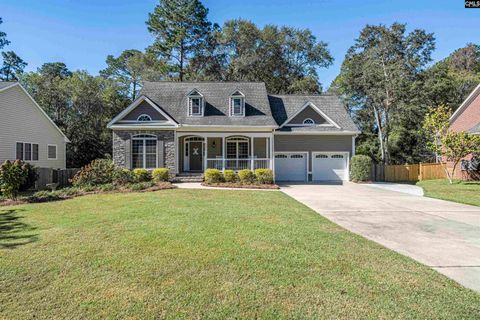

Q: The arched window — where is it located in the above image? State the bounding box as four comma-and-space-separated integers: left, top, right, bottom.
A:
226, 136, 249, 159
132, 134, 157, 169
303, 118, 315, 125
137, 114, 152, 122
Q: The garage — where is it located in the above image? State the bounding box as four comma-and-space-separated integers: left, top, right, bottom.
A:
312, 152, 348, 181
274, 153, 307, 181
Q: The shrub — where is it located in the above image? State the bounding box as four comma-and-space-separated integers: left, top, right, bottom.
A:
152, 168, 170, 182
350, 155, 372, 182
30, 190, 61, 203
133, 168, 151, 182
0, 160, 28, 199
128, 181, 155, 191
204, 169, 224, 183
223, 170, 237, 183
71, 159, 115, 187
255, 169, 274, 184
113, 168, 134, 186
238, 169, 255, 184
19, 162, 38, 191
98, 183, 115, 192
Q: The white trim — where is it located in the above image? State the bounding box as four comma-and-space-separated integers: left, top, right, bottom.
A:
107, 95, 178, 128
450, 83, 480, 122
109, 125, 177, 130
177, 132, 272, 138
47, 144, 58, 160
131, 134, 158, 169
178, 124, 277, 129
274, 151, 309, 182
279, 102, 341, 129
311, 151, 350, 181
352, 135, 357, 156
1, 83, 70, 143
183, 136, 205, 172
274, 131, 360, 135
229, 90, 245, 117
137, 114, 153, 122
302, 118, 315, 125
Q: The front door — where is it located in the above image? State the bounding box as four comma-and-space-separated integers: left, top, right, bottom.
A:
189, 141, 203, 171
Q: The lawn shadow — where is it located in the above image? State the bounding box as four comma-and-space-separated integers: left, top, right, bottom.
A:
0, 208, 38, 249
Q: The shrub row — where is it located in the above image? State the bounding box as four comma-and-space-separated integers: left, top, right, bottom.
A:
0, 160, 38, 200
350, 155, 372, 182
71, 159, 170, 187
204, 169, 274, 184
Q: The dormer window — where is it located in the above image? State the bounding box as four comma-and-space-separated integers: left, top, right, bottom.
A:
137, 114, 152, 122
303, 118, 315, 125
187, 89, 204, 116
230, 91, 245, 117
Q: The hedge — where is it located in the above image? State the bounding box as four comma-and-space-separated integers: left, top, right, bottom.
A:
350, 155, 372, 182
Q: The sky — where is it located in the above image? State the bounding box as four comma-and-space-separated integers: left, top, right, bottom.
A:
1, 0, 479, 89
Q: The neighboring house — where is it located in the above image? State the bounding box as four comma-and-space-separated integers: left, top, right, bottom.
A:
449, 83, 480, 179
107, 82, 359, 182
0, 82, 69, 169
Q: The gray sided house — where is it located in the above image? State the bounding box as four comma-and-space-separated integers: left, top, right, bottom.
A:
0, 82, 69, 169
107, 82, 360, 182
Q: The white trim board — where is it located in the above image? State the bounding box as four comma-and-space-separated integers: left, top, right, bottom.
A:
279, 101, 341, 129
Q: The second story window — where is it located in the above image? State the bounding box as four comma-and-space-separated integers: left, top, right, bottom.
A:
187, 89, 204, 116
230, 91, 245, 117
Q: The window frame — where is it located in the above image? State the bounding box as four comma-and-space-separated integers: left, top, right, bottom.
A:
303, 118, 315, 125
187, 90, 204, 117
32, 143, 39, 161
16, 142, 24, 160
47, 144, 58, 160
131, 134, 158, 169
229, 92, 245, 117
137, 114, 152, 122
226, 136, 249, 159
24, 143, 32, 161
15, 142, 40, 161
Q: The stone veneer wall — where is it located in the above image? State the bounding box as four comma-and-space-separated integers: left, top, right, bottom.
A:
112, 130, 175, 173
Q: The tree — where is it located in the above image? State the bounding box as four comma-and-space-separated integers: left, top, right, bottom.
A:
100, 49, 166, 100
423, 105, 480, 184
146, 0, 213, 81
333, 23, 435, 164
0, 17, 10, 50
0, 51, 27, 80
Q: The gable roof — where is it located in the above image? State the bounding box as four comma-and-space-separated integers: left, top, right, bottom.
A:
140, 81, 277, 127
268, 94, 359, 133
450, 83, 480, 122
0, 82, 70, 142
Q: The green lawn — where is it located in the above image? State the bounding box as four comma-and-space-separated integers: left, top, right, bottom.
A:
417, 179, 480, 206
1, 190, 479, 319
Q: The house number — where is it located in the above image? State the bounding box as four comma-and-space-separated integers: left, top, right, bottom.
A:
193, 147, 199, 155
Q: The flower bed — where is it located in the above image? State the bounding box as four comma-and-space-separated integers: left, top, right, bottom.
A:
202, 182, 279, 190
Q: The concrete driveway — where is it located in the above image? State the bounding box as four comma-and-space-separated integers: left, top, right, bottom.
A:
280, 182, 480, 292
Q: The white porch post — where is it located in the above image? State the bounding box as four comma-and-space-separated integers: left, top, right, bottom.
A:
270, 134, 274, 172
251, 137, 255, 170
222, 136, 226, 171
204, 137, 208, 171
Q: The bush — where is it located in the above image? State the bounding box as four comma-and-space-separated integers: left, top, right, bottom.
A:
71, 159, 115, 187
113, 168, 134, 186
255, 169, 274, 184
238, 169, 255, 184
152, 168, 169, 182
97, 183, 115, 192
0, 160, 28, 199
204, 169, 224, 183
350, 155, 372, 182
128, 181, 155, 191
30, 190, 61, 203
19, 162, 38, 191
223, 170, 237, 183
133, 168, 151, 182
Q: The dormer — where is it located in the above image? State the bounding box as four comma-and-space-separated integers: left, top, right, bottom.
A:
187, 89, 204, 117
229, 91, 245, 117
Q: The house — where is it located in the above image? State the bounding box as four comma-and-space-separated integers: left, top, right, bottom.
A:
0, 82, 69, 169
449, 83, 480, 179
107, 82, 360, 182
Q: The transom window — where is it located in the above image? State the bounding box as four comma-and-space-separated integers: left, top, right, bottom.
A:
187, 90, 204, 116
137, 114, 152, 122
230, 91, 245, 117
132, 134, 157, 169
226, 136, 249, 159
303, 118, 315, 125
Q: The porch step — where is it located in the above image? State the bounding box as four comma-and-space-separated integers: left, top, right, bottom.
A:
172, 173, 204, 183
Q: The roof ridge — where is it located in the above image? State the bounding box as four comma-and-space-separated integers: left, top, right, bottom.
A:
142, 80, 266, 84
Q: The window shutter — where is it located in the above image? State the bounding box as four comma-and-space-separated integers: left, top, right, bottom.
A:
125, 139, 131, 169
157, 140, 164, 168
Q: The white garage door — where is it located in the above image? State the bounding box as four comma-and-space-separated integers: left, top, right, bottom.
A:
275, 153, 307, 181
312, 152, 348, 181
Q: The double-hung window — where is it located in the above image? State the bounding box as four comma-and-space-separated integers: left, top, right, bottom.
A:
187, 90, 204, 116
16, 142, 39, 161
48, 145, 57, 160
132, 134, 157, 169
229, 91, 245, 117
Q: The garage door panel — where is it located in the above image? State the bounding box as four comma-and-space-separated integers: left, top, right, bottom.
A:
313, 153, 348, 181
275, 153, 307, 182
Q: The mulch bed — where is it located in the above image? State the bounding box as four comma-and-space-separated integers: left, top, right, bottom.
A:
201, 182, 280, 189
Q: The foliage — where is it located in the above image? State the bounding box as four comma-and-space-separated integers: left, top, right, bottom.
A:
71, 159, 116, 187
97, 183, 115, 192
223, 170, 237, 183
0, 160, 28, 199
204, 168, 224, 183
0, 17, 10, 50
254, 169, 274, 184
152, 168, 170, 182
423, 106, 480, 184
19, 162, 38, 191
0, 51, 27, 81
238, 169, 255, 184
147, 0, 213, 81
112, 168, 134, 186
127, 181, 156, 191
133, 169, 151, 182
350, 155, 372, 182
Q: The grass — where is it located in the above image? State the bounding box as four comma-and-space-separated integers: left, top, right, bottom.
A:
417, 179, 480, 206
0, 189, 479, 319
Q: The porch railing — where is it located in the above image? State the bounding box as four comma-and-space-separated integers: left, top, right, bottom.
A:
206, 158, 271, 171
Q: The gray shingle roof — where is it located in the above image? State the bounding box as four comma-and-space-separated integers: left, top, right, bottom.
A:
469, 122, 480, 134
140, 81, 277, 127
268, 94, 359, 132
0, 81, 17, 90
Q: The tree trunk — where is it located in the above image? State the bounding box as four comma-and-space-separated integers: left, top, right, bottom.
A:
179, 43, 184, 82
373, 104, 386, 163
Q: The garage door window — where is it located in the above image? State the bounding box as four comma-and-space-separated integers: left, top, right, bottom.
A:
275, 154, 287, 159
331, 154, 344, 158
290, 154, 304, 158
316, 154, 328, 159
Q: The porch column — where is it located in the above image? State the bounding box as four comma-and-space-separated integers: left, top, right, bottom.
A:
204, 137, 208, 171
222, 136, 226, 171
251, 137, 255, 170
270, 135, 274, 172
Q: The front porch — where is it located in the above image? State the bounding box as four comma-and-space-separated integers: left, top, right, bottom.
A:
177, 133, 274, 173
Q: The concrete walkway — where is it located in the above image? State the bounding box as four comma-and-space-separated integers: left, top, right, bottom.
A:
364, 182, 424, 196
173, 182, 278, 191
280, 182, 480, 292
